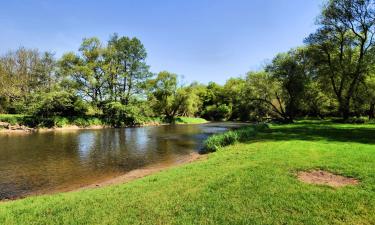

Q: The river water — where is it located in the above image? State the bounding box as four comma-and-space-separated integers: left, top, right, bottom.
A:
0, 122, 244, 200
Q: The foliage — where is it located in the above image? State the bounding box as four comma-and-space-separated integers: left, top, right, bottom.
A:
173, 117, 207, 124
3, 1, 375, 125
203, 124, 269, 152
31, 91, 88, 118
0, 114, 26, 125
202, 104, 232, 121
103, 102, 145, 127
305, 0, 375, 120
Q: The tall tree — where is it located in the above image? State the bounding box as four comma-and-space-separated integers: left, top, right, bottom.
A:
59, 38, 106, 106
266, 48, 310, 121
306, 0, 375, 119
108, 35, 151, 105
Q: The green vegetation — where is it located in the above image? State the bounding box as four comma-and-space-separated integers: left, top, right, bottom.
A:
203, 124, 268, 152
0, 121, 374, 224
2, 1, 375, 224
0, 114, 26, 125
173, 117, 207, 124
0, 114, 207, 129
1, 1, 375, 125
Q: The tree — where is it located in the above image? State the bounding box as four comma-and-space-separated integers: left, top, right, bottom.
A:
148, 71, 189, 121
266, 48, 310, 121
59, 38, 106, 107
245, 71, 291, 122
0, 47, 56, 113
108, 35, 151, 105
305, 0, 375, 120
223, 78, 246, 120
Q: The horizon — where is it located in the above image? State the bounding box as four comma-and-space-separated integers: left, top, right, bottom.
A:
0, 0, 322, 84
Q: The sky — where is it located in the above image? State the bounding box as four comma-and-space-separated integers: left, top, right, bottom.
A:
0, 0, 323, 84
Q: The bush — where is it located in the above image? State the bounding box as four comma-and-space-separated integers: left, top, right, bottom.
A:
32, 91, 88, 118
53, 116, 70, 127
72, 117, 103, 127
202, 104, 232, 121
103, 102, 146, 127
203, 124, 269, 153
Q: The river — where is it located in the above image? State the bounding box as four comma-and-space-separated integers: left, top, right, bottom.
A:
0, 122, 244, 200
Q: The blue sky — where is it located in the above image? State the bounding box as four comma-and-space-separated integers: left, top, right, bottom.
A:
0, 0, 322, 84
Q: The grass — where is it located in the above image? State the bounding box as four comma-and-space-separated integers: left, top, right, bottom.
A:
203, 123, 268, 152
0, 114, 27, 125
173, 117, 208, 124
1, 121, 375, 224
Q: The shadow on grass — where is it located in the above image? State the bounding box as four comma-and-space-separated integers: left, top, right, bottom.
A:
254, 123, 375, 145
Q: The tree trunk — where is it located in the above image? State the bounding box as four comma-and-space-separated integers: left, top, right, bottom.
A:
369, 103, 375, 119
340, 98, 350, 121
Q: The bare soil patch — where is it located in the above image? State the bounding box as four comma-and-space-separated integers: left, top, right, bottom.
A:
297, 170, 359, 187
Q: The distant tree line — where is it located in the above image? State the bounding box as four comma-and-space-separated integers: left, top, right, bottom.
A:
1, 0, 375, 125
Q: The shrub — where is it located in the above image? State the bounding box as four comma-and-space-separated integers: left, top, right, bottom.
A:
32, 91, 88, 118
202, 104, 232, 121
53, 116, 70, 127
72, 117, 90, 127
103, 102, 145, 127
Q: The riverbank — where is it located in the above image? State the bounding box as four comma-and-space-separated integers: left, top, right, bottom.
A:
0, 114, 208, 134
1, 121, 374, 224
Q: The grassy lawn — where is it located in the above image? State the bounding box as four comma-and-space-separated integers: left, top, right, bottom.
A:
0, 121, 374, 224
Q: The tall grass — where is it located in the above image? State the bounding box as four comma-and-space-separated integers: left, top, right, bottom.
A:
203, 123, 269, 152
0, 114, 27, 125
173, 117, 207, 124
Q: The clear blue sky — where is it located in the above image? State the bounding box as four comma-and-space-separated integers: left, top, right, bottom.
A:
0, 0, 322, 84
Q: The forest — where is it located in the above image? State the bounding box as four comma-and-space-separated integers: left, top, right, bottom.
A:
1, 0, 375, 127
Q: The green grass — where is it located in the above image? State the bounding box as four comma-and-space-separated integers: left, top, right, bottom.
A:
173, 117, 208, 124
1, 121, 375, 224
203, 124, 268, 152
0, 114, 27, 125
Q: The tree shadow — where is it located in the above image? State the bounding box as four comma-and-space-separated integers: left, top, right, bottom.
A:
253, 123, 375, 145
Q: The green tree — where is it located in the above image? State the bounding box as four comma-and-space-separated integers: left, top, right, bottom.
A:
108, 35, 151, 105
245, 71, 290, 121
148, 71, 188, 121
305, 0, 375, 120
59, 38, 106, 107
266, 48, 309, 121
0, 48, 56, 113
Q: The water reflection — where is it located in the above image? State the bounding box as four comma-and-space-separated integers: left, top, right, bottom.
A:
0, 122, 244, 199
